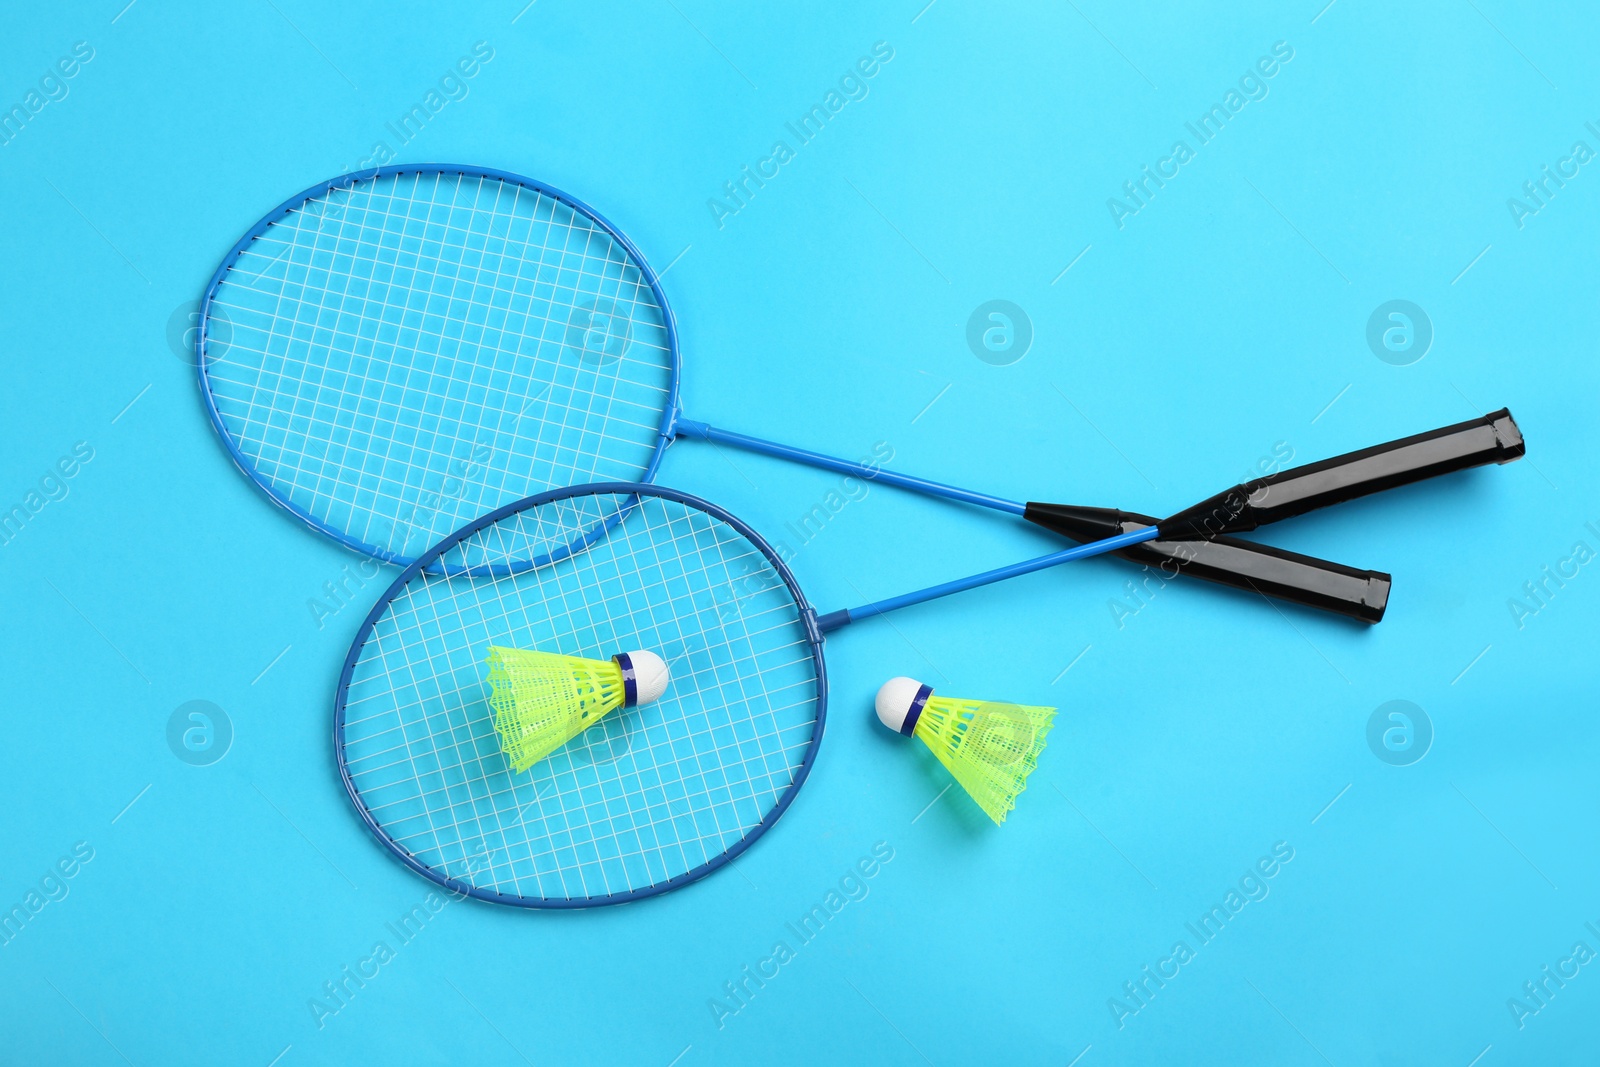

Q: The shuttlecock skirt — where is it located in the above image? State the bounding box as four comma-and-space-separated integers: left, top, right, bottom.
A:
485, 646, 628, 772
914, 697, 1055, 824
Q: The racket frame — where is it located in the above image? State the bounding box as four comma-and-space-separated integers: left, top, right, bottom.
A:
333, 480, 826, 908
196, 164, 683, 565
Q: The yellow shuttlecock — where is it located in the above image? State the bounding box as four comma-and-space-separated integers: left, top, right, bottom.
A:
874, 677, 1055, 825
485, 646, 669, 772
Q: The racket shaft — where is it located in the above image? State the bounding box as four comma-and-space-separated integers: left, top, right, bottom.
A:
673, 418, 1026, 514
1159, 408, 1524, 539
1024, 504, 1391, 623
814, 525, 1160, 633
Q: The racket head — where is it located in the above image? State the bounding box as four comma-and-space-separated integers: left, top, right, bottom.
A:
334, 482, 827, 907
198, 164, 680, 566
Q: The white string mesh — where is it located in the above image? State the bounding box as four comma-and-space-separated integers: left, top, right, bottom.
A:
203, 170, 674, 562
338, 489, 823, 905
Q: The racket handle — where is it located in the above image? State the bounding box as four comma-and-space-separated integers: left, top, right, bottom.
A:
1024, 503, 1391, 623
1159, 408, 1524, 540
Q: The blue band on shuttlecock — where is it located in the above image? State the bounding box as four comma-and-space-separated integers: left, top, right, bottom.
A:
901, 684, 933, 736
614, 653, 639, 707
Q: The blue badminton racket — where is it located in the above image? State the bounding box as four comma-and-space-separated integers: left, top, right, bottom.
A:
197, 163, 1515, 620
195, 163, 1151, 583
335, 481, 1138, 905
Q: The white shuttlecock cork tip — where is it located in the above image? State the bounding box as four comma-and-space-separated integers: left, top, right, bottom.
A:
622, 650, 670, 705
875, 676, 928, 735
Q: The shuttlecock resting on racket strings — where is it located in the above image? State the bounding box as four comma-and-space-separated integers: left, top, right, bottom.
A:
485, 646, 669, 772
874, 677, 1055, 825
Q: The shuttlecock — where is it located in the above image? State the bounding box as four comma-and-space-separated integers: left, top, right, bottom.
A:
874, 676, 1055, 825
485, 646, 669, 772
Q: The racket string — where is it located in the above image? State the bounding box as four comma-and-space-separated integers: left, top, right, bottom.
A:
390, 508, 800, 895
288, 180, 649, 543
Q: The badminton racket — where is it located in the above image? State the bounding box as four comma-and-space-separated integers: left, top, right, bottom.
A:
198, 165, 1522, 618
335, 480, 1136, 905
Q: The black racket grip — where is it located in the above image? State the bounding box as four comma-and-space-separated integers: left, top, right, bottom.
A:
1159, 408, 1524, 540
1024, 503, 1392, 623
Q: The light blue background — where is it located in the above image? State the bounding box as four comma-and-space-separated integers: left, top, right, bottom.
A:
1, 1, 1596, 1064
